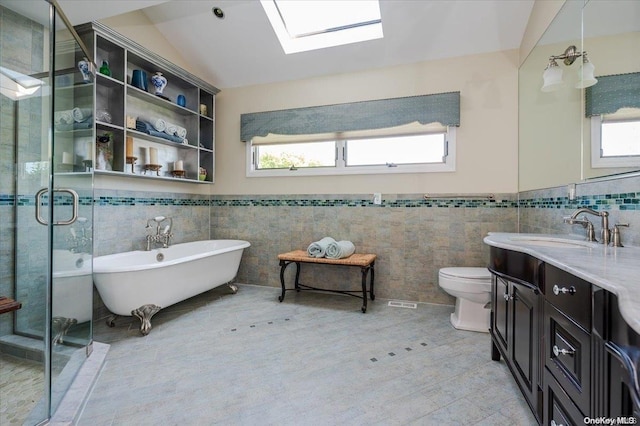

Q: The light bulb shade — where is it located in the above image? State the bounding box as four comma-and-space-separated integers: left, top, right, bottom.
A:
541, 65, 565, 92
575, 61, 598, 89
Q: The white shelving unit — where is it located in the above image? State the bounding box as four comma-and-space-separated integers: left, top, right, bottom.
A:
75, 22, 220, 183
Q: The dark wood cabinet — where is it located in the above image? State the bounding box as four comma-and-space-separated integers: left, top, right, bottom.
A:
601, 293, 640, 418
489, 248, 543, 422
488, 245, 640, 425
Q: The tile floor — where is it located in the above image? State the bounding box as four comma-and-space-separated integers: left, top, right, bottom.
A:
78, 284, 536, 425
0, 354, 43, 425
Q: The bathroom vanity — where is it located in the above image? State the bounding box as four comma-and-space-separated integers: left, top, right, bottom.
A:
484, 233, 640, 424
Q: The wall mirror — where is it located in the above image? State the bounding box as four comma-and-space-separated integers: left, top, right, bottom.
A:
519, 0, 640, 192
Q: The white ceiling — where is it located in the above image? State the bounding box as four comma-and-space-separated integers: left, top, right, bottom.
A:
62, 0, 535, 89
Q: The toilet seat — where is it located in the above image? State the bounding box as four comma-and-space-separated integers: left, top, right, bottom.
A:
439, 267, 491, 280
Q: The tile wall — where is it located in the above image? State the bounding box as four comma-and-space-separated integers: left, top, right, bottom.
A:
211, 193, 518, 304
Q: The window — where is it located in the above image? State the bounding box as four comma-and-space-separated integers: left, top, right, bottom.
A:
590, 109, 640, 169
260, 0, 383, 54
247, 126, 455, 177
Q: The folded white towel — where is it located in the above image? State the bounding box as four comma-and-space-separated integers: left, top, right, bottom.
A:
54, 110, 74, 124
307, 237, 336, 258
325, 240, 355, 259
72, 107, 93, 123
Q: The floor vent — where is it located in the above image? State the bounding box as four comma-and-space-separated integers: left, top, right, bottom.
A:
387, 301, 417, 309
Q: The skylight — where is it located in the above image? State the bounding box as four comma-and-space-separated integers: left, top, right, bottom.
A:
260, 0, 383, 54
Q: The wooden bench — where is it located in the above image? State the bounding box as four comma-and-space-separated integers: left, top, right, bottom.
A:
0, 296, 22, 314
277, 250, 376, 313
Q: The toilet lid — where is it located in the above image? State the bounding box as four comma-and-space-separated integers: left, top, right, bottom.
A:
440, 267, 491, 280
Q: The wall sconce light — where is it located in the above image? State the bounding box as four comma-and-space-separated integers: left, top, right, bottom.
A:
541, 45, 598, 92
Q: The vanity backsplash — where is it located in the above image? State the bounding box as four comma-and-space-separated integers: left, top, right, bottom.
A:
519, 174, 640, 247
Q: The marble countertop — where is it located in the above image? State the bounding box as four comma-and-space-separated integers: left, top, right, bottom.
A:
484, 232, 640, 334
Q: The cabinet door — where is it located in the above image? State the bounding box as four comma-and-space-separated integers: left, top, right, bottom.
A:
492, 276, 509, 351
511, 281, 541, 416
604, 342, 640, 417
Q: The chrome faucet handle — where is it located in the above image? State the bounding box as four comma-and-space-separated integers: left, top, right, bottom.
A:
585, 221, 597, 242
612, 223, 629, 247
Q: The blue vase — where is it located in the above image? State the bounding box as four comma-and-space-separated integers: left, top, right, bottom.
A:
131, 69, 148, 91
177, 95, 186, 107
151, 72, 167, 96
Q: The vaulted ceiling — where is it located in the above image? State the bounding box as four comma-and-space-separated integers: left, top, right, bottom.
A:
60, 0, 535, 89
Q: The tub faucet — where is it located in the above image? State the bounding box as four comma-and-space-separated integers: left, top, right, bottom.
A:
145, 216, 173, 250
564, 208, 610, 244
67, 217, 92, 252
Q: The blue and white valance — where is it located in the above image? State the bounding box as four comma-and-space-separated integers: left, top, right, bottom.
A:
585, 72, 640, 117
240, 92, 460, 142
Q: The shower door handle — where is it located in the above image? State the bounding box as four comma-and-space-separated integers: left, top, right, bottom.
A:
35, 188, 79, 225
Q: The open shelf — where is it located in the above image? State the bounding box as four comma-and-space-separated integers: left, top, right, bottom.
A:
74, 21, 220, 185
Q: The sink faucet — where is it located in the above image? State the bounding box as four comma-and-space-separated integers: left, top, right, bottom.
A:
564, 208, 610, 245
145, 216, 173, 250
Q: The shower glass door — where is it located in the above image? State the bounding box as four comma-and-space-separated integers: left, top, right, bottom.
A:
5, 0, 94, 422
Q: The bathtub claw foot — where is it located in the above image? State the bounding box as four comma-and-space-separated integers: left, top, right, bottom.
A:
228, 283, 239, 294
106, 314, 117, 328
132, 304, 161, 336
52, 316, 77, 345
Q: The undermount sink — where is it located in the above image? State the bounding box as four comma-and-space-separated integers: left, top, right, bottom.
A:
508, 236, 596, 248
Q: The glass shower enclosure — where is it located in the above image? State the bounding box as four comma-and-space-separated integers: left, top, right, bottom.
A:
0, 0, 94, 424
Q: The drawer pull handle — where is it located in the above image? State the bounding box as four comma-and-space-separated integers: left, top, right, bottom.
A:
551, 421, 565, 426
553, 345, 575, 357
552, 284, 576, 296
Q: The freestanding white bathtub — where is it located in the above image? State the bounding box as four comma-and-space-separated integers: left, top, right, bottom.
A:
52, 250, 93, 343
93, 239, 250, 335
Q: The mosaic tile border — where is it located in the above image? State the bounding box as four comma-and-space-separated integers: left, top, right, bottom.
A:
2, 192, 638, 209
94, 196, 209, 206
519, 193, 640, 211
210, 198, 517, 208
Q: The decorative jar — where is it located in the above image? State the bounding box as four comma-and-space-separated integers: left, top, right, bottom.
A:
99, 60, 111, 76
77, 57, 91, 83
151, 72, 168, 96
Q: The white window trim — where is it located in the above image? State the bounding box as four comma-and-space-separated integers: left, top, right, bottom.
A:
590, 116, 640, 169
246, 127, 456, 177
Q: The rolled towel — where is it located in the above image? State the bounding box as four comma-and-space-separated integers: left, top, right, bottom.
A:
138, 116, 166, 132
55, 121, 93, 131
307, 237, 336, 258
72, 107, 93, 122
164, 122, 178, 136
175, 125, 187, 139
54, 110, 74, 124
135, 120, 184, 144
325, 240, 356, 259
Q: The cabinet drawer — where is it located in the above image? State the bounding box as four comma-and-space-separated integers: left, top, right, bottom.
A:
544, 301, 591, 414
544, 367, 585, 426
544, 264, 592, 330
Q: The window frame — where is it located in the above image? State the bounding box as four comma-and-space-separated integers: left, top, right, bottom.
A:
590, 115, 640, 169
246, 127, 456, 177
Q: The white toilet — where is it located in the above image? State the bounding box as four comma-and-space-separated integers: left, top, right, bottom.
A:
438, 267, 492, 333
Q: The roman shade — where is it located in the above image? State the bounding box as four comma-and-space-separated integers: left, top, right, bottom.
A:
585, 72, 640, 117
240, 92, 460, 142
